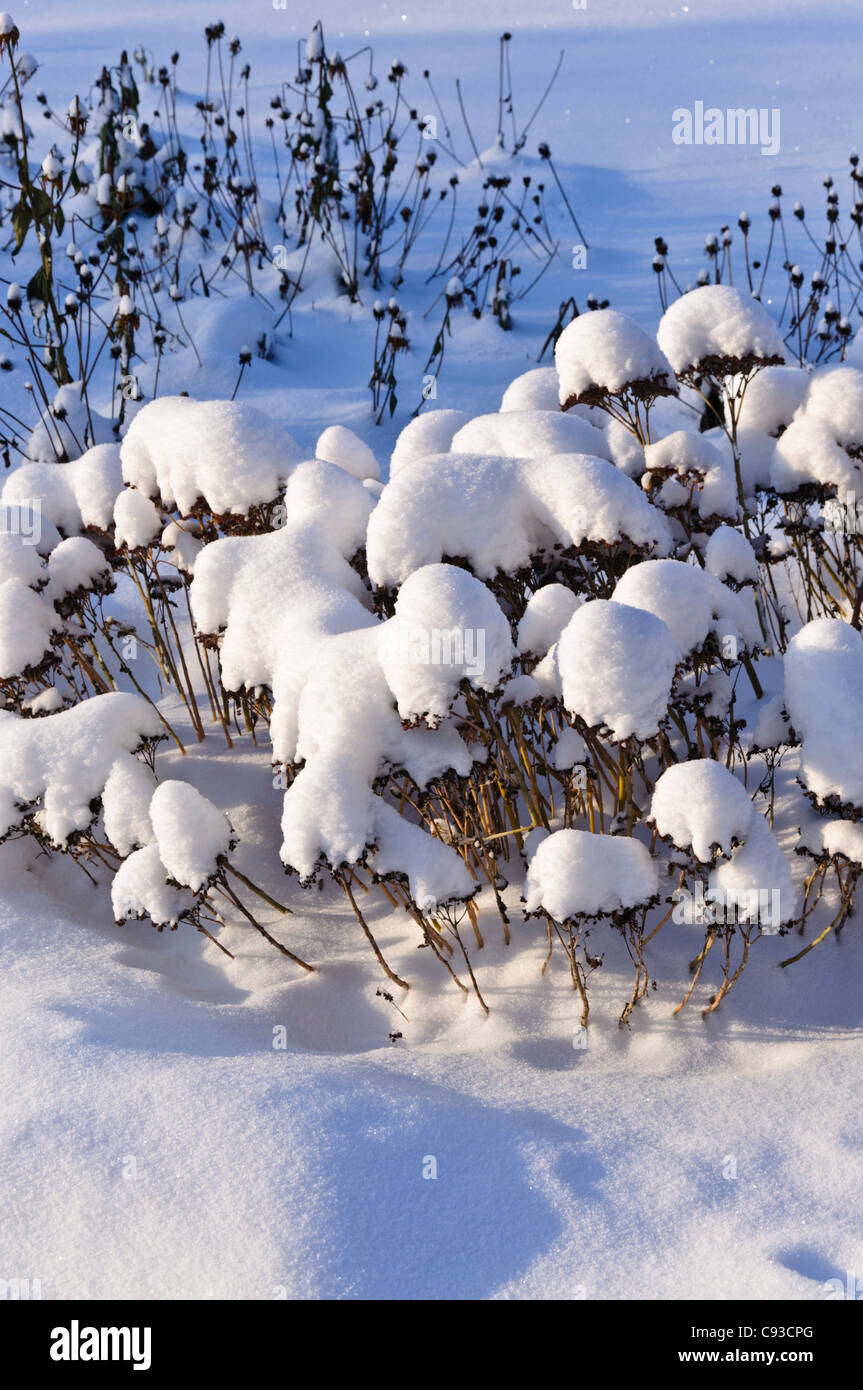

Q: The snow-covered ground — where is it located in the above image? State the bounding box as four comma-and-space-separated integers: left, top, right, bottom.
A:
2, 0, 863, 1302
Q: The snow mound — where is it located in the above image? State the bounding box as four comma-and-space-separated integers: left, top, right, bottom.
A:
612, 558, 760, 657
370, 799, 475, 911
555, 309, 676, 407
378, 564, 513, 725
449, 409, 612, 463
121, 397, 303, 516
736, 364, 810, 435
366, 452, 671, 588
643, 429, 739, 521
650, 760, 755, 862
45, 536, 112, 606
556, 598, 680, 740
150, 781, 232, 891
517, 584, 581, 657
771, 367, 863, 495
1, 444, 123, 536
111, 842, 196, 928
709, 816, 795, 927
657, 285, 785, 374
784, 618, 863, 811
705, 526, 759, 585
499, 366, 560, 413
101, 756, 157, 858
0, 579, 57, 678
389, 410, 471, 476
0, 530, 44, 588
113, 488, 162, 550
316, 425, 381, 482
524, 828, 658, 919
0, 693, 163, 844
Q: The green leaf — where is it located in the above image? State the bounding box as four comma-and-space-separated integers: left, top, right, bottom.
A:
54, 206, 65, 236
30, 189, 53, 232
11, 201, 32, 253
26, 267, 50, 306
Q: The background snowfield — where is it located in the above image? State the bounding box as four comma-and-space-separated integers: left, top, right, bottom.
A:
3, 0, 863, 1301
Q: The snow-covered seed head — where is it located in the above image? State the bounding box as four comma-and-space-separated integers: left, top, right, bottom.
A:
657, 283, 785, 379
0, 13, 19, 52
555, 308, 677, 411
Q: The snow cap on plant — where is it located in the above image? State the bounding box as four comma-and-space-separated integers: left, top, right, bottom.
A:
555, 308, 677, 410
524, 828, 659, 920
612, 558, 760, 659
121, 397, 303, 518
649, 759, 756, 862
149, 781, 234, 892
784, 618, 863, 813
555, 598, 681, 740
0, 694, 163, 845
657, 284, 785, 378
366, 450, 671, 589
642, 430, 739, 522
771, 366, 863, 496
378, 563, 513, 726
0, 13, 19, 52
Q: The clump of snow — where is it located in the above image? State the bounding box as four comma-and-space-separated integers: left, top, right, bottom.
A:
657, 284, 785, 375
45, 536, 113, 605
101, 756, 157, 858
555, 599, 680, 740
748, 693, 790, 752
121, 397, 303, 515
279, 622, 476, 885
0, 503, 60, 556
517, 584, 580, 657
784, 618, 863, 810
524, 828, 658, 919
449, 410, 612, 463
499, 366, 560, 413
113, 488, 162, 550
111, 842, 196, 928
378, 564, 513, 725
316, 425, 381, 482
650, 760, 755, 862
366, 452, 670, 589
771, 367, 863, 495
603, 418, 646, 478
370, 800, 475, 911
550, 725, 587, 771
1, 444, 123, 536
555, 309, 676, 407
612, 559, 760, 658
0, 531, 44, 588
709, 816, 795, 927
705, 526, 759, 584
150, 781, 232, 892
736, 364, 810, 435
389, 410, 471, 476
0, 693, 163, 844
643, 430, 739, 520
160, 519, 202, 574
0, 579, 57, 678
818, 820, 863, 865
